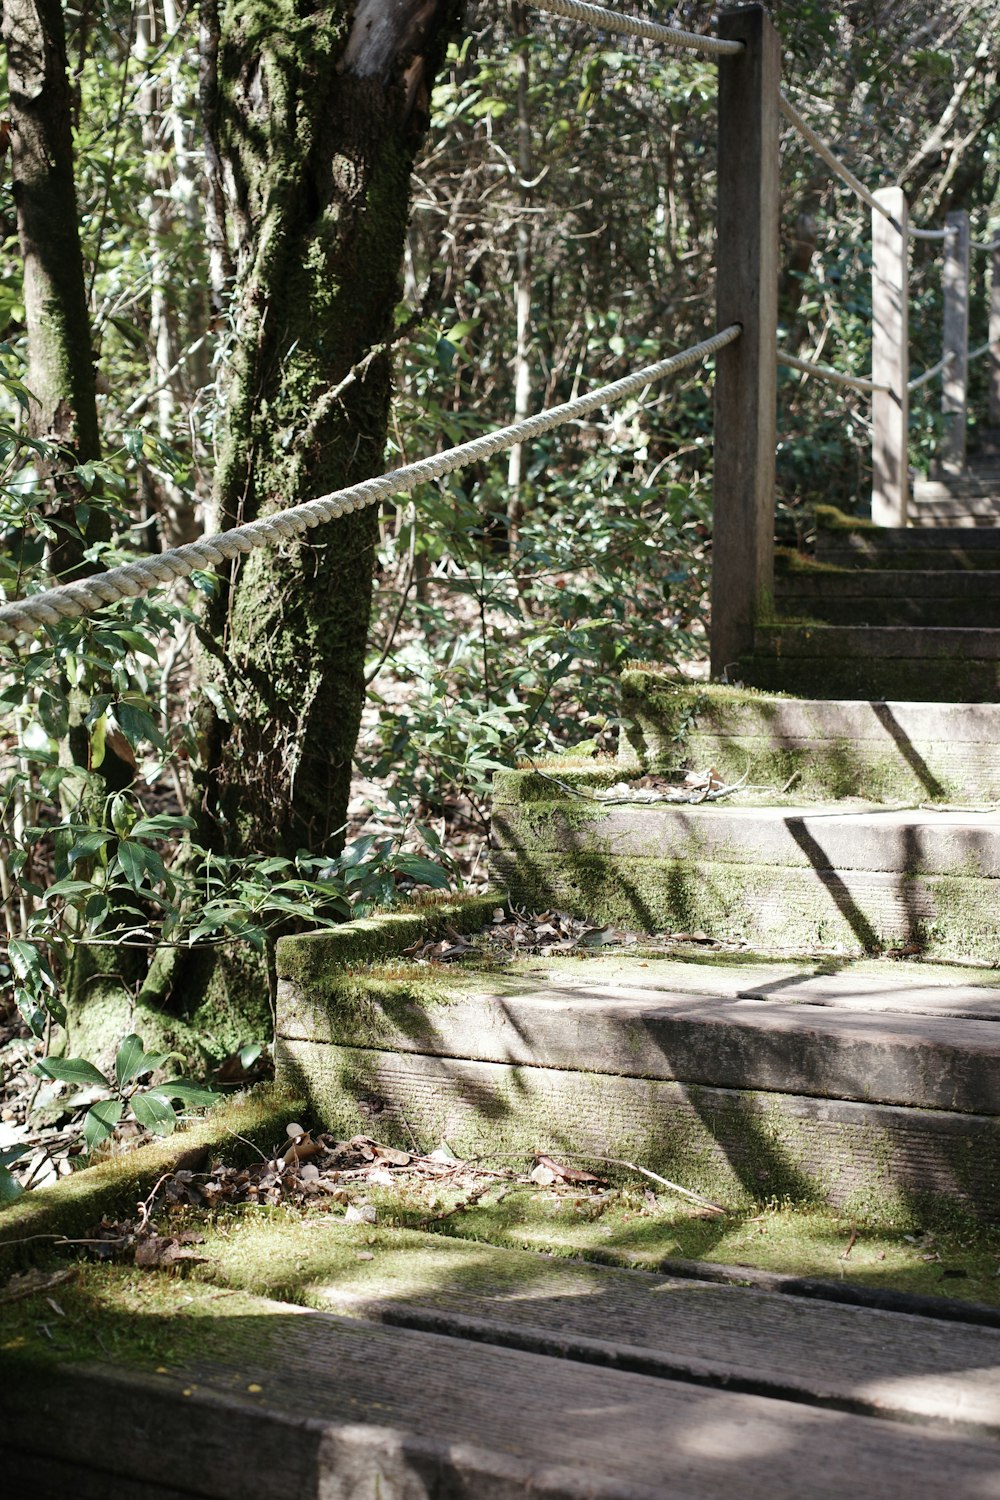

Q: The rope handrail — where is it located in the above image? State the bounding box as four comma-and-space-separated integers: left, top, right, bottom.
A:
907, 352, 951, 392
779, 93, 890, 221
0, 326, 740, 645
779, 94, 947, 246
969, 338, 999, 363
526, 0, 742, 55
777, 347, 888, 395
972, 237, 1000, 254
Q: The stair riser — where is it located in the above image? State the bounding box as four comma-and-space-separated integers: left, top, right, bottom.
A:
493, 800, 1000, 878
619, 675, 1000, 800
490, 847, 1000, 963
774, 594, 1000, 627
740, 654, 1000, 702
279, 1039, 1000, 1221
279, 981, 1000, 1115
815, 529, 1000, 570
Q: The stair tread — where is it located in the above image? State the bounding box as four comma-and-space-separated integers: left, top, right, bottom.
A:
9, 1281, 1000, 1498
199, 1222, 1000, 1434
281, 952, 1000, 1111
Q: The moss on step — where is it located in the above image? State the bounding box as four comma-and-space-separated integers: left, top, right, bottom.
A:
814, 504, 878, 533
275, 893, 498, 992
617, 673, 982, 799
278, 1036, 1000, 1223
0, 1264, 280, 1371
491, 848, 1000, 963
0, 1087, 303, 1279
739, 651, 1000, 704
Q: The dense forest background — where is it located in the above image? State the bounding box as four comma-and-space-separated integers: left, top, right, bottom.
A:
1, 0, 999, 1173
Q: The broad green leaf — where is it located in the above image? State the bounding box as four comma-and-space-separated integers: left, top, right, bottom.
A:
84, 1098, 124, 1152
114, 1033, 146, 1088
68, 829, 114, 866
35, 1056, 108, 1088
0, 1164, 23, 1206
0, 1144, 30, 1168
395, 854, 451, 889
150, 1079, 219, 1107
114, 700, 164, 751
131, 1091, 178, 1135
8, 937, 43, 985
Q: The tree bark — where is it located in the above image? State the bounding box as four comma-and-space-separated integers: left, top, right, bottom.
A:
3, 0, 101, 572
196, 0, 460, 860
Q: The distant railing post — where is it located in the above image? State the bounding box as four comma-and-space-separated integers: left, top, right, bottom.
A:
711, 5, 779, 680
871, 187, 908, 526
991, 245, 1000, 428
941, 209, 970, 474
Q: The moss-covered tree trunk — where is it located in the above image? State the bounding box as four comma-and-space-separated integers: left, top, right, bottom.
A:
196, 0, 459, 860
3, 0, 101, 570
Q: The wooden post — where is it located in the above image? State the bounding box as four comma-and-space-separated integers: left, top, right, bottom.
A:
871, 187, 909, 526
711, 5, 779, 680
941, 209, 970, 474
990, 245, 1000, 429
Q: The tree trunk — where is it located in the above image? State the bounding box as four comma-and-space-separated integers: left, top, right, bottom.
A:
195, 0, 460, 861
3, 0, 101, 573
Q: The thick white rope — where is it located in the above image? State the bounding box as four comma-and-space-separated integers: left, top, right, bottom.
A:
907, 352, 952, 392
0, 326, 739, 645
972, 237, 1000, 254
910, 226, 947, 242
526, 0, 742, 55
777, 347, 888, 395
969, 338, 999, 364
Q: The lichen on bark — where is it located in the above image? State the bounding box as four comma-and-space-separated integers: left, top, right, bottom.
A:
195, 0, 461, 861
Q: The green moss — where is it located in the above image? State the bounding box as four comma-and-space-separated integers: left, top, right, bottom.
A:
275, 894, 498, 991
490, 848, 1000, 963
279, 1034, 1000, 1222
814, 503, 878, 533
0, 1087, 303, 1280
0, 1264, 279, 1370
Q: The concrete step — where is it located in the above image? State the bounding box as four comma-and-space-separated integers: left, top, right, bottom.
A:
278, 947, 1000, 1219
774, 567, 1000, 626
11, 1266, 1000, 1497
743, 624, 1000, 700
618, 670, 1000, 801
490, 782, 1000, 961
814, 512, 1000, 570
913, 479, 1000, 504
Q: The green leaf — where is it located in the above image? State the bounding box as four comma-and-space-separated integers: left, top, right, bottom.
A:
84, 1098, 124, 1152
0, 1164, 23, 1205
114, 700, 165, 752
395, 854, 451, 889
89, 712, 107, 768
35, 1056, 109, 1088
68, 829, 115, 866
0, 1144, 30, 1169
130, 1091, 178, 1135
150, 1079, 219, 1107
115, 1033, 146, 1088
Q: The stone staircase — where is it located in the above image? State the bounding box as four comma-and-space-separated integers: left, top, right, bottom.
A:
911, 430, 1000, 527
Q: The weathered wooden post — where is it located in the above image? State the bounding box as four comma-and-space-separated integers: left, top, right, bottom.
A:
990, 245, 1000, 428
871, 187, 908, 526
941, 209, 970, 474
710, 5, 779, 680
